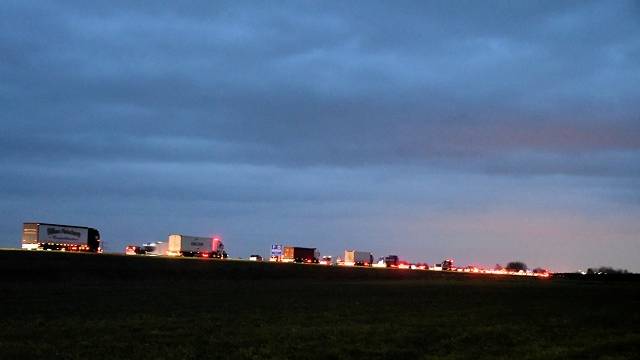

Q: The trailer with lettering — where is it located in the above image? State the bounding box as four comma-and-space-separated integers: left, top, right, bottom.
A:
21, 222, 102, 253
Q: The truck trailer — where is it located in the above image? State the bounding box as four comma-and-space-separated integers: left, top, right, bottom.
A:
282, 246, 319, 263
344, 250, 374, 266
21, 222, 102, 253
167, 234, 227, 258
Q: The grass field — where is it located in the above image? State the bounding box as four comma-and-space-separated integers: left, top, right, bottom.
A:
0, 250, 638, 359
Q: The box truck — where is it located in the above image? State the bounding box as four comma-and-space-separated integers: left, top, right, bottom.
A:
282, 246, 319, 263
344, 250, 374, 266
21, 222, 102, 253
167, 234, 227, 258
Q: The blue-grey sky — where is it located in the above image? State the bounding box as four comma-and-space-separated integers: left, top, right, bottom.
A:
1, 0, 639, 271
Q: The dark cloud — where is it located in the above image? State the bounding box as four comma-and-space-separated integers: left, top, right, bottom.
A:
2, 1, 638, 166
1, 1, 639, 271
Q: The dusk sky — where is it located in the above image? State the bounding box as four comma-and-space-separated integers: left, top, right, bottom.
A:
1, 1, 639, 271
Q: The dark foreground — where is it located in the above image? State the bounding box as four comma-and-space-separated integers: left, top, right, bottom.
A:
0, 251, 638, 359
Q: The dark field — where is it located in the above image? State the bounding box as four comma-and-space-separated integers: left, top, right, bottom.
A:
0, 250, 638, 359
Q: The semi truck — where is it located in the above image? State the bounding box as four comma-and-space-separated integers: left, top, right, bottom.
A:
21, 222, 102, 253
442, 259, 454, 271
384, 255, 400, 267
344, 250, 374, 266
167, 234, 227, 258
282, 246, 319, 263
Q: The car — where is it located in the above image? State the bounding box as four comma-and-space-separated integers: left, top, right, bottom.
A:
249, 254, 263, 261
125, 245, 145, 255
319, 256, 333, 265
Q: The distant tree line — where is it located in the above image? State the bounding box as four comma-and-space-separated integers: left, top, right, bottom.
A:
500, 262, 549, 274
586, 266, 629, 274
505, 261, 527, 272
499, 262, 634, 275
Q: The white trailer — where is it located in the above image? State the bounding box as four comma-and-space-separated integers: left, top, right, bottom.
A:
167, 234, 226, 258
344, 250, 373, 266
